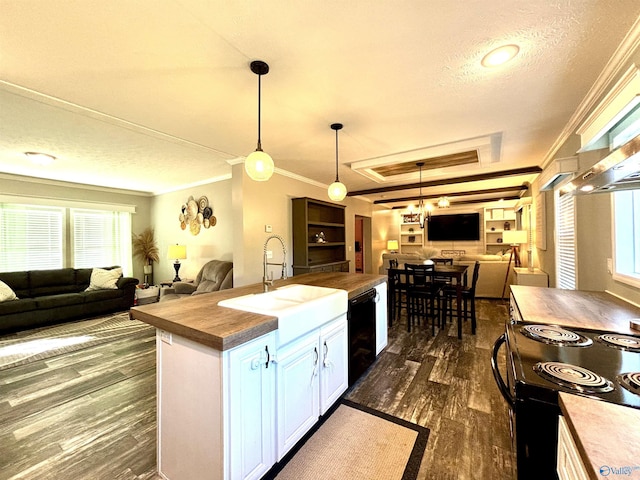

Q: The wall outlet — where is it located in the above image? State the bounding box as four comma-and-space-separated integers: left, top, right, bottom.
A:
265, 224, 272, 233
607, 258, 613, 274
266, 250, 273, 259
160, 330, 172, 345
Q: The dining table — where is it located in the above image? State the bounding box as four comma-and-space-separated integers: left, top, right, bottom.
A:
387, 263, 470, 339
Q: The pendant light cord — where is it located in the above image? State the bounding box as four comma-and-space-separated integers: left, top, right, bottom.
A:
335, 128, 340, 182
256, 73, 262, 151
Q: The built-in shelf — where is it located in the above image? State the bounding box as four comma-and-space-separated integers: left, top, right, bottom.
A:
292, 197, 349, 275
484, 207, 516, 254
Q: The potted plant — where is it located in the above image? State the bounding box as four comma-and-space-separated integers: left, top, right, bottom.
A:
132, 227, 160, 287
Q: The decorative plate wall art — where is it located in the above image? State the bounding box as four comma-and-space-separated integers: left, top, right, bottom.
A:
179, 195, 216, 235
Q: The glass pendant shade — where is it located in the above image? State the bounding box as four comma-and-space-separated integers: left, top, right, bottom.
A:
328, 181, 347, 201
328, 123, 347, 201
245, 149, 274, 182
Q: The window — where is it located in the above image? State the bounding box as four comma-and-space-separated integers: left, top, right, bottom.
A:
0, 204, 65, 272
0, 200, 133, 275
72, 209, 132, 273
613, 190, 640, 287
555, 189, 577, 289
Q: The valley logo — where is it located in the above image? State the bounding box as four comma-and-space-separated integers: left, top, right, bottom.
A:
599, 464, 640, 476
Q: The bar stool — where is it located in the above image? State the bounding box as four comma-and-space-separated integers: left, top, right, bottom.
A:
442, 261, 480, 334
405, 263, 442, 335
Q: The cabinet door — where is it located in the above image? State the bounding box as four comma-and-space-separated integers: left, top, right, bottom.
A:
374, 283, 388, 355
319, 317, 348, 415
228, 333, 276, 480
276, 332, 320, 460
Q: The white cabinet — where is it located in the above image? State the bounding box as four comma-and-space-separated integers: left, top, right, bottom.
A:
275, 315, 348, 460
275, 331, 320, 460
484, 207, 516, 254
374, 283, 388, 355
157, 331, 275, 480
228, 334, 277, 480
319, 317, 349, 414
557, 416, 590, 480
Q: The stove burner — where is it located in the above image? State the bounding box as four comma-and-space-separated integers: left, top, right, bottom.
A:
534, 362, 614, 393
617, 372, 640, 395
597, 333, 640, 352
521, 325, 593, 347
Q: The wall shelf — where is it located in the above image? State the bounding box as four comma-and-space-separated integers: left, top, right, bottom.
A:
292, 197, 349, 275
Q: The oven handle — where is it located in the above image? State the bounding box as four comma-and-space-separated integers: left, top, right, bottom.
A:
491, 333, 515, 408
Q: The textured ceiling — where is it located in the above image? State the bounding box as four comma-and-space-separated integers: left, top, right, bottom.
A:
1, 1, 640, 206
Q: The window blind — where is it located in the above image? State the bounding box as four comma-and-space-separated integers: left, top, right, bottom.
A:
555, 190, 576, 289
71, 209, 132, 274
0, 204, 64, 272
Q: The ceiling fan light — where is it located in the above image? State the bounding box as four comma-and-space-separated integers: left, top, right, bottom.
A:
25, 152, 55, 166
245, 149, 274, 181
328, 181, 347, 201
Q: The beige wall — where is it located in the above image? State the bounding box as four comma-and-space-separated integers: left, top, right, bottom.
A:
150, 178, 233, 284
231, 164, 373, 287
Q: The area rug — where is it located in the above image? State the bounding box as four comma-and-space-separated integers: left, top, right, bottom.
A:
0, 312, 153, 371
270, 399, 429, 480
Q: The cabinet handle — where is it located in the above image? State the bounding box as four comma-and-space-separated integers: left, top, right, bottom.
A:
313, 346, 319, 366
374, 290, 380, 303
265, 345, 270, 369
323, 341, 330, 367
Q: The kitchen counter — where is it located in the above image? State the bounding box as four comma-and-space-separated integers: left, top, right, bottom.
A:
130, 272, 386, 351
559, 392, 640, 479
510, 285, 640, 334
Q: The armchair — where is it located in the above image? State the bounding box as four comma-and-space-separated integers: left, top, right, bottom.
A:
160, 260, 233, 302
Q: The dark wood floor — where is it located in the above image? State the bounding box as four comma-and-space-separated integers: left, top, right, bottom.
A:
0, 299, 514, 480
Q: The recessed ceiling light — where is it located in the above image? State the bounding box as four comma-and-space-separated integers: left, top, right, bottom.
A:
481, 44, 520, 68
25, 152, 56, 166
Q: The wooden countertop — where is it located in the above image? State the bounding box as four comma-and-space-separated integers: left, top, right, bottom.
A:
559, 393, 640, 479
130, 272, 386, 351
510, 285, 640, 334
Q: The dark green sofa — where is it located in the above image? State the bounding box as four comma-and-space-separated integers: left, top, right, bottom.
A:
0, 266, 138, 335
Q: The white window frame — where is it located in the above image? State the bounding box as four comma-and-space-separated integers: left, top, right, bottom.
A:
612, 190, 640, 288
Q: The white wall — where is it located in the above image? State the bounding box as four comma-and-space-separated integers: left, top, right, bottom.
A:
150, 178, 233, 284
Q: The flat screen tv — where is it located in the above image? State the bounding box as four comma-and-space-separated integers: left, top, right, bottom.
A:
427, 213, 480, 241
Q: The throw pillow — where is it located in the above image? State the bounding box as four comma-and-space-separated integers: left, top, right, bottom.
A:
0, 280, 18, 302
85, 267, 123, 291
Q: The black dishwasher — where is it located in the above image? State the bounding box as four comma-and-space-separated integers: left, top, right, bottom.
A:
348, 288, 377, 385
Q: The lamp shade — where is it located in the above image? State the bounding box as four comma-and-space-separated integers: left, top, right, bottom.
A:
168, 244, 187, 260
328, 181, 347, 201
387, 240, 399, 252
245, 150, 274, 182
503, 230, 527, 245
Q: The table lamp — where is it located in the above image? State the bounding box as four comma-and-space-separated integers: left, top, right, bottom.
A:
387, 240, 399, 254
168, 244, 187, 281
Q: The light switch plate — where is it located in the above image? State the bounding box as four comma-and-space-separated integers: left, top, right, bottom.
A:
265, 224, 272, 233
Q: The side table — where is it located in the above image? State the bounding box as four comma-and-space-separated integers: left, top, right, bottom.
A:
514, 267, 549, 287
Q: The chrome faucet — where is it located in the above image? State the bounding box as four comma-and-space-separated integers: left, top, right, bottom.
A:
263, 234, 288, 292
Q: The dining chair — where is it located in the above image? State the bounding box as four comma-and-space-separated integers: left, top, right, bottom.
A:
405, 263, 442, 335
442, 261, 480, 334
432, 257, 454, 286
387, 260, 408, 326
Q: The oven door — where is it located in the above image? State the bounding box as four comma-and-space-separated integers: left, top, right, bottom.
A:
491, 333, 560, 480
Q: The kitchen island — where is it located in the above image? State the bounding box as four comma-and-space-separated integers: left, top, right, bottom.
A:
130, 272, 386, 480
508, 286, 640, 480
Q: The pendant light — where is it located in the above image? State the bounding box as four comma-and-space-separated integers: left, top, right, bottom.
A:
328, 123, 347, 201
416, 162, 432, 228
245, 60, 274, 182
